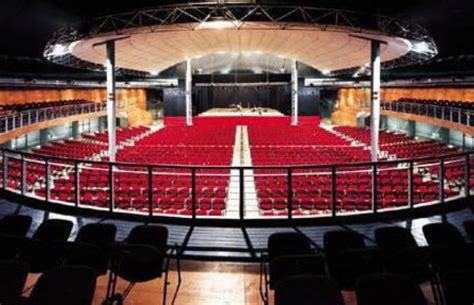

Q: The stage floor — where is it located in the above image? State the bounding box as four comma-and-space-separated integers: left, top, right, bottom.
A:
199, 107, 284, 117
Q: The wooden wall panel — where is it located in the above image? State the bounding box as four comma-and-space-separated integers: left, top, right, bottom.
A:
0, 88, 152, 126
332, 87, 474, 126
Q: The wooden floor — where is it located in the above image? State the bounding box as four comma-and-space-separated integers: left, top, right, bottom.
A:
24, 260, 436, 305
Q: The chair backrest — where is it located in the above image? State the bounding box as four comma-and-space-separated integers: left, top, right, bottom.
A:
385, 246, 432, 284
111, 244, 164, 283
75, 223, 117, 249
323, 230, 366, 257
269, 254, 326, 289
33, 219, 73, 241
423, 223, 465, 246
0, 260, 29, 305
356, 274, 427, 305
0, 215, 32, 237
28, 265, 97, 305
374, 226, 418, 252
64, 241, 105, 275
463, 220, 474, 243
268, 232, 311, 262
126, 225, 168, 255
275, 275, 344, 305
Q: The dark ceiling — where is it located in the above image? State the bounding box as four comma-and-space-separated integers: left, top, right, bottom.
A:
0, 0, 473, 77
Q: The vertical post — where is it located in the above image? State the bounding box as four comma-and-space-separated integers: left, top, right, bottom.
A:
370, 40, 381, 162
408, 161, 414, 208
465, 154, 471, 200
331, 166, 337, 217
72, 121, 80, 139
291, 59, 299, 126
148, 166, 153, 217
239, 168, 244, 220
287, 168, 293, 219
2, 150, 7, 189
106, 41, 117, 162
75, 161, 80, 207
45, 159, 50, 201
439, 158, 445, 204
21, 155, 25, 195
191, 168, 196, 220
372, 164, 378, 213
185, 58, 193, 126
108, 163, 114, 212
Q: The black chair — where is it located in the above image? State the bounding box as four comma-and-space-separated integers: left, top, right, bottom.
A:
75, 223, 117, 275
323, 230, 366, 257
75, 223, 117, 249
332, 248, 386, 290
441, 269, 474, 305
27, 265, 97, 305
356, 274, 428, 305
0, 234, 29, 259
374, 226, 418, 252
463, 220, 474, 242
260, 232, 315, 305
19, 219, 74, 273
0, 214, 32, 237
104, 225, 181, 305
423, 223, 466, 246
32, 219, 73, 241
0, 260, 29, 305
275, 275, 344, 305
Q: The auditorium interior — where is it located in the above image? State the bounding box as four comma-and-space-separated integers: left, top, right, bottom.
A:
0, 0, 474, 304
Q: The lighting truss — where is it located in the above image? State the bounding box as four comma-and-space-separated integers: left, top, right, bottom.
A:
44, 2, 438, 75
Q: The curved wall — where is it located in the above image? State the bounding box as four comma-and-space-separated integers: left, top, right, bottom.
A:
331, 87, 474, 127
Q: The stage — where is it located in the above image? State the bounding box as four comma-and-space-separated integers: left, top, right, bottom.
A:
198, 107, 284, 117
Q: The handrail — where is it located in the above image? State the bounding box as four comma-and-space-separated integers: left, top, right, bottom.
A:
0, 146, 472, 224
380, 101, 474, 128
0, 102, 108, 134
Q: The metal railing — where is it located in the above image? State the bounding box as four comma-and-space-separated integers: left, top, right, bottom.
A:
0, 147, 472, 223
381, 101, 474, 127
0, 102, 107, 134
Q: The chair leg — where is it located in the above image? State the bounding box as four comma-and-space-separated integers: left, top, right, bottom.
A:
171, 244, 182, 305
259, 254, 269, 305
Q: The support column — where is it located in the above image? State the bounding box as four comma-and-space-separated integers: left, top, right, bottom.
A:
106, 41, 117, 162
370, 41, 381, 162
72, 121, 80, 139
291, 59, 299, 126
407, 120, 416, 137
99, 116, 107, 133
185, 58, 193, 126
40, 128, 49, 146
439, 127, 449, 144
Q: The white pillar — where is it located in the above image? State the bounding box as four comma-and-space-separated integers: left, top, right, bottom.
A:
106, 41, 117, 162
291, 59, 299, 126
185, 58, 193, 126
370, 41, 381, 162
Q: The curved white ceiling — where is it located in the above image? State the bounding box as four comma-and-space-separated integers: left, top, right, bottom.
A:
69, 22, 412, 73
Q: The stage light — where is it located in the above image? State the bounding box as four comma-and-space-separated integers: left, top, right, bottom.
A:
411, 41, 436, 55
197, 20, 240, 30
150, 71, 159, 76
321, 70, 331, 76
50, 43, 70, 56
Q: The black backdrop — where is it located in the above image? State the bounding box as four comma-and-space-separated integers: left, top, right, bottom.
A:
163, 76, 323, 116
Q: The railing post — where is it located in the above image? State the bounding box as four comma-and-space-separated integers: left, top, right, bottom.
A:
372, 164, 378, 213
21, 155, 26, 195
108, 164, 114, 213
465, 154, 471, 200
287, 168, 293, 220
12, 116, 16, 130
239, 168, 244, 220
148, 166, 153, 217
75, 161, 80, 207
2, 150, 7, 189
45, 159, 50, 201
458, 109, 461, 123
331, 166, 336, 217
439, 158, 445, 204
191, 168, 196, 220
408, 161, 414, 209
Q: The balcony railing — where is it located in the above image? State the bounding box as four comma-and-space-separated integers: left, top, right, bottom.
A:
0, 102, 107, 134
381, 101, 474, 127
0, 147, 472, 224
